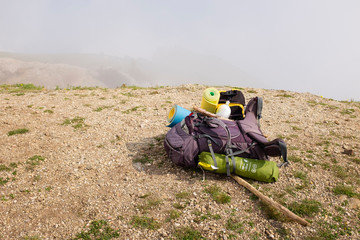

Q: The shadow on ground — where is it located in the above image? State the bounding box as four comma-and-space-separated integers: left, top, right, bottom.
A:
126, 134, 226, 183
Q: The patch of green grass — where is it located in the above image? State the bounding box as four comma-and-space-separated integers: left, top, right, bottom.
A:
120, 92, 136, 97
43, 109, 54, 114
33, 175, 41, 182
26, 155, 45, 170
310, 218, 353, 240
332, 165, 348, 180
7, 128, 29, 136
137, 197, 162, 212
320, 162, 330, 170
133, 154, 153, 164
340, 108, 355, 115
130, 215, 160, 230
122, 106, 146, 114
287, 199, 321, 217
288, 146, 300, 151
22, 235, 42, 240
226, 217, 244, 234
247, 90, 258, 94
72, 219, 120, 240
0, 83, 43, 93
276, 226, 290, 238
231, 87, 244, 91
176, 191, 191, 199
0, 164, 11, 172
62, 116, 88, 130
333, 184, 357, 198
173, 202, 187, 209
350, 158, 360, 164
174, 226, 204, 240
0, 177, 10, 186
120, 85, 144, 90
9, 162, 18, 169
94, 105, 113, 112
73, 93, 88, 97
69, 86, 99, 91
288, 155, 302, 163
291, 126, 302, 131
316, 140, 331, 147
154, 134, 165, 144
166, 210, 181, 222
204, 185, 231, 204
294, 171, 307, 180
193, 211, 220, 223
258, 201, 286, 221
276, 93, 294, 98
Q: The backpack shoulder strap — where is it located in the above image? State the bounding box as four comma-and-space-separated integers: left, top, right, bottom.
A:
240, 97, 289, 166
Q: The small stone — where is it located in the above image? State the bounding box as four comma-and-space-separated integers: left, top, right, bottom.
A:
349, 198, 360, 209
339, 195, 347, 202
342, 149, 354, 156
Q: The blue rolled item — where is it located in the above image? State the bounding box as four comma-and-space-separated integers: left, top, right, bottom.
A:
167, 105, 191, 127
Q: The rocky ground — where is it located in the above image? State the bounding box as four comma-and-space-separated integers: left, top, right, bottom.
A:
0, 84, 359, 240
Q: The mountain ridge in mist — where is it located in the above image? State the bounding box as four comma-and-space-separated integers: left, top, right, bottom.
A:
0, 50, 252, 89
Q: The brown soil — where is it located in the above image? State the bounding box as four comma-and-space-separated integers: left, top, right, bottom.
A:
0, 84, 359, 240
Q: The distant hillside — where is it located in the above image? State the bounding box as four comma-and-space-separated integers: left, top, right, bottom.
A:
0, 53, 142, 88
0, 51, 252, 89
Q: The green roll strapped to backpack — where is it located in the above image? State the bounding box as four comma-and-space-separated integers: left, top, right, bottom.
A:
198, 152, 279, 183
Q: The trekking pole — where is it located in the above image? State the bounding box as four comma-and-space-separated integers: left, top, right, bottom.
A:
231, 175, 310, 226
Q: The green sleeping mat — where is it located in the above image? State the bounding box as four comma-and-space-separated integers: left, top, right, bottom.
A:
198, 152, 279, 183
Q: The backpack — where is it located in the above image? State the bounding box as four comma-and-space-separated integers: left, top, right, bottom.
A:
164, 97, 288, 174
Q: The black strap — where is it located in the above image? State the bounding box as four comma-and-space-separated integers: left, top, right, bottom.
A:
277, 141, 289, 167
257, 97, 263, 127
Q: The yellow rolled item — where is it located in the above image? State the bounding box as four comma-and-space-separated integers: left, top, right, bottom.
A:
200, 87, 220, 113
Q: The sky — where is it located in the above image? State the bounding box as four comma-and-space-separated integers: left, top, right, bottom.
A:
0, 0, 359, 100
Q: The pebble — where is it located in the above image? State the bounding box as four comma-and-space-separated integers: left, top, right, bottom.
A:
349, 198, 360, 209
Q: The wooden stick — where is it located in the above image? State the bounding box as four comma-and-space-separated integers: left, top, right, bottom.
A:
192, 105, 230, 121
193, 105, 218, 117
231, 175, 310, 226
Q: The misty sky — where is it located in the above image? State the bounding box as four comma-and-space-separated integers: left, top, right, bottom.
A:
1, 0, 359, 100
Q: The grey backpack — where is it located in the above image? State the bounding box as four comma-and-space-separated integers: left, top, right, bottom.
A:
164, 97, 288, 171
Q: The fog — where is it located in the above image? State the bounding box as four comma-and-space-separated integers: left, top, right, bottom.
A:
0, 0, 359, 100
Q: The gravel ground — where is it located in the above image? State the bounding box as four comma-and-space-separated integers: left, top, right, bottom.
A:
0, 84, 359, 240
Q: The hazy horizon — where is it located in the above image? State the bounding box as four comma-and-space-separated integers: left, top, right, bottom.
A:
1, 0, 359, 101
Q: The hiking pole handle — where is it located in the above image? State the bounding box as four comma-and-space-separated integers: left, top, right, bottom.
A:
193, 105, 230, 121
